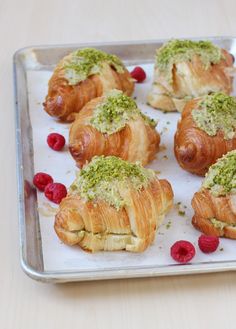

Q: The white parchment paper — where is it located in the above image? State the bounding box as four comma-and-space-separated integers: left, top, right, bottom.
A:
27, 63, 236, 272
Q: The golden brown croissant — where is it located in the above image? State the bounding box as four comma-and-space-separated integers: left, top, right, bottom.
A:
43, 48, 134, 122
54, 156, 174, 252
69, 90, 160, 168
192, 150, 236, 238
174, 92, 236, 176
147, 39, 234, 113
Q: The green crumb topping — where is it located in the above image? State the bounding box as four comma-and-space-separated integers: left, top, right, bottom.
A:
156, 39, 222, 83
203, 150, 236, 196
210, 218, 228, 230
90, 90, 157, 135
63, 48, 125, 85
70, 155, 156, 209
210, 218, 236, 230
192, 92, 236, 140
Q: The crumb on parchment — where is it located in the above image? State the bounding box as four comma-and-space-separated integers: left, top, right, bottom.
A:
160, 127, 168, 135
166, 220, 172, 229
154, 170, 161, 175
175, 201, 187, 217
65, 170, 72, 175
159, 144, 167, 152
38, 202, 58, 217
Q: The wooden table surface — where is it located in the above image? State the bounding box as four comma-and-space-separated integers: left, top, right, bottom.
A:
1, 0, 236, 328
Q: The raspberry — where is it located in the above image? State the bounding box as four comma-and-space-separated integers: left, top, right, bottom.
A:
33, 172, 53, 191
170, 240, 196, 263
47, 133, 65, 151
44, 183, 67, 204
198, 235, 219, 253
130, 66, 146, 83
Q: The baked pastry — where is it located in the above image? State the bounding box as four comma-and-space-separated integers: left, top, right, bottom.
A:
54, 156, 174, 252
192, 150, 236, 238
43, 48, 134, 122
174, 92, 236, 176
147, 39, 234, 112
69, 89, 160, 168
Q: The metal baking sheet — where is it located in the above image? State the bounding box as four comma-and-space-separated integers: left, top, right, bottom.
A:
14, 37, 236, 283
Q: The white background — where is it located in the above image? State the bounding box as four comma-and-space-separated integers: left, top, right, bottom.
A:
2, 1, 236, 328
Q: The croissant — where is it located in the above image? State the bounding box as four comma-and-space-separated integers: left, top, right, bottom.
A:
192, 150, 236, 238
147, 39, 234, 113
43, 48, 134, 122
174, 92, 236, 176
69, 90, 160, 168
54, 156, 174, 252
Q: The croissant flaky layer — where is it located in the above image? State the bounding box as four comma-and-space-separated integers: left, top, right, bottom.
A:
174, 99, 236, 176
192, 188, 236, 239
147, 49, 233, 112
43, 54, 134, 122
69, 97, 160, 168
54, 179, 174, 252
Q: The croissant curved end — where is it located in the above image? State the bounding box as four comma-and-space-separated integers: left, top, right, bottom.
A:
176, 142, 197, 163
68, 143, 85, 168
43, 95, 64, 118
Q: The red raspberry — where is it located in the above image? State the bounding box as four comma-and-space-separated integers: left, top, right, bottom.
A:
198, 235, 219, 253
130, 66, 146, 83
33, 172, 53, 191
47, 133, 65, 151
170, 240, 196, 263
44, 183, 67, 204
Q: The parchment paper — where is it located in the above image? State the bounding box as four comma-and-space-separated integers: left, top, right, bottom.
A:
27, 63, 236, 272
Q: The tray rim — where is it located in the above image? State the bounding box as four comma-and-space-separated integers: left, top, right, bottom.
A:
14, 36, 236, 283
12, 35, 236, 58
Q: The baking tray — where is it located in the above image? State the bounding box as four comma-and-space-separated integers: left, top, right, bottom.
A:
14, 37, 236, 283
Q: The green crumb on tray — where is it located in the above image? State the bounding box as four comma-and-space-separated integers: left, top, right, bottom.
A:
159, 144, 167, 152
166, 220, 172, 229
154, 170, 161, 175
160, 127, 168, 135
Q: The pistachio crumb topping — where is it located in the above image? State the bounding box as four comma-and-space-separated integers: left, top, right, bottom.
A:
203, 150, 236, 196
192, 92, 236, 140
70, 156, 156, 209
210, 218, 236, 230
156, 39, 222, 83
63, 48, 125, 85
90, 90, 157, 135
